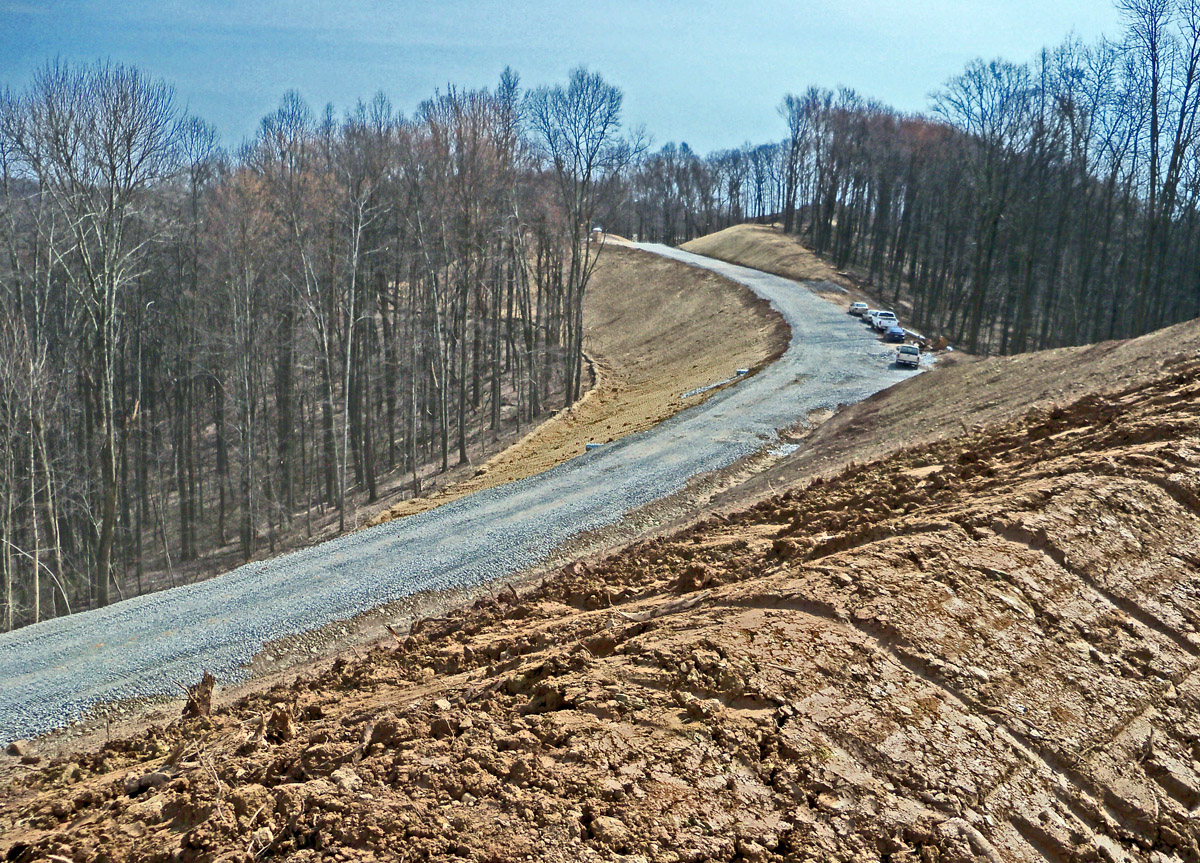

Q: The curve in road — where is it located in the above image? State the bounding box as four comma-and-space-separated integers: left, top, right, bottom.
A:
0, 245, 916, 744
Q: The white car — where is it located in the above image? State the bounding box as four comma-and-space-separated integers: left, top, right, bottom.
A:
864, 309, 882, 325
848, 301, 868, 316
896, 343, 920, 367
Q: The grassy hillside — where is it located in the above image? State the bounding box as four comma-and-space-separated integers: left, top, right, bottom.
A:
681, 224, 842, 286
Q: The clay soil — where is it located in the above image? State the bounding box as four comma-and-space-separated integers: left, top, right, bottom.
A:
366, 242, 786, 525
4, 306, 1200, 862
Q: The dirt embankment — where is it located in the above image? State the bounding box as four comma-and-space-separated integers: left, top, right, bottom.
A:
709, 316, 1200, 516
681, 224, 856, 305
682, 224, 841, 285
4, 321, 1200, 862
367, 243, 786, 524
681, 224, 921, 328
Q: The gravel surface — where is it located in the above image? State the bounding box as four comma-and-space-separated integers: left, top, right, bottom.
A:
0, 245, 916, 744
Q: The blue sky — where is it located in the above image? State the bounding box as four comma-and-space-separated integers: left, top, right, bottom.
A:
2, 1, 1124, 154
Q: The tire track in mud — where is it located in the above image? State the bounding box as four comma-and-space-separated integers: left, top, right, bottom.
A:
994, 522, 1200, 660
586, 602, 1031, 861
682, 367, 1200, 859
779, 464, 1200, 826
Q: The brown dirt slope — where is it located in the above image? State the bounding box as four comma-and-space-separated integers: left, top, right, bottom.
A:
680, 223, 900, 318
368, 243, 785, 524
712, 318, 1200, 517
4, 324, 1200, 862
681, 224, 841, 285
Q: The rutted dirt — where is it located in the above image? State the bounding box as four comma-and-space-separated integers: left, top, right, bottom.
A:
367, 242, 786, 524
4, 321, 1200, 861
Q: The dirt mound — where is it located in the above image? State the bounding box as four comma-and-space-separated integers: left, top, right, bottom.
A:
682, 224, 839, 284
4, 328, 1200, 861
368, 244, 785, 524
680, 224, 860, 306
680, 224, 918, 326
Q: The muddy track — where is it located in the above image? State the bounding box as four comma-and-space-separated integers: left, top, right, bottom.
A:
712, 588, 1139, 860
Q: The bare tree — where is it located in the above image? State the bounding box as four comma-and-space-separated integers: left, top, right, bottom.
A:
527, 68, 638, 404
7, 61, 183, 606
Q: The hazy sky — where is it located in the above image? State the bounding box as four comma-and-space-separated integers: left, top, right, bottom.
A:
2, 1, 1124, 154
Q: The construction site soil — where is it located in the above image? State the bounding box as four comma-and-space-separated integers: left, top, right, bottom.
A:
4, 299, 1200, 862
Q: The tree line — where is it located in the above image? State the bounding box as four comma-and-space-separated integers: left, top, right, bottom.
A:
615, 0, 1200, 354
0, 62, 633, 631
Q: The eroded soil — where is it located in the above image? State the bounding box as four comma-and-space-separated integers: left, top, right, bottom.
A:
3, 325, 1199, 861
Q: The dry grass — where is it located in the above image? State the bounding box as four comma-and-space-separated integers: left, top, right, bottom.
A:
681, 223, 842, 285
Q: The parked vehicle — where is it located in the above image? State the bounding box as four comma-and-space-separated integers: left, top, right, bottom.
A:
896, 343, 920, 367
872, 311, 898, 331
848, 301, 868, 316
885, 325, 906, 342
864, 309, 882, 325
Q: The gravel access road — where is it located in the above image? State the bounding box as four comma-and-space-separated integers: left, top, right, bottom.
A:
0, 245, 916, 744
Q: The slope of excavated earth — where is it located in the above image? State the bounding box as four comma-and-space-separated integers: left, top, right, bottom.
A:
3, 323, 1200, 862
704, 318, 1200, 520
680, 223, 924, 337
681, 224, 856, 306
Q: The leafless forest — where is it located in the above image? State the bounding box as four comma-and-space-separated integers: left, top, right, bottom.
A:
3, 0, 1198, 633
619, 0, 1200, 354
0, 65, 633, 630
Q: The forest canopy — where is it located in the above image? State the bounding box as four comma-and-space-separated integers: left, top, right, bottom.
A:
617, 0, 1200, 355
0, 63, 633, 630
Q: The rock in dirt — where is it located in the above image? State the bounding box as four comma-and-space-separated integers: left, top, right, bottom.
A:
124, 770, 173, 797
266, 706, 296, 742
330, 767, 363, 792
591, 815, 632, 846
430, 716, 458, 738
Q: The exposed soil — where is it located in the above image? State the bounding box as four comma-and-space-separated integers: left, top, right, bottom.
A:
682, 225, 842, 285
704, 317, 1200, 521
4, 317, 1199, 861
681, 225, 853, 305
366, 242, 786, 525
681, 224, 928, 338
